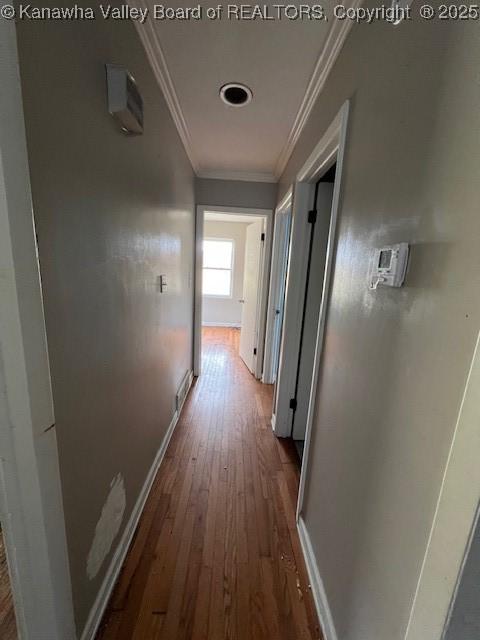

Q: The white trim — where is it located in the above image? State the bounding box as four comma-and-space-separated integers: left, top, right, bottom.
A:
194, 206, 273, 378
296, 102, 349, 516
272, 102, 348, 443
263, 189, 292, 384
202, 322, 241, 328
273, 103, 346, 434
403, 331, 480, 640
196, 169, 276, 183
297, 516, 338, 640
219, 83, 253, 108
254, 216, 273, 379
271, 182, 313, 436
132, 0, 357, 183
296, 110, 344, 182
80, 371, 194, 640
194, 207, 204, 376
202, 294, 234, 300
132, 0, 200, 173
0, 14, 76, 639
202, 205, 272, 217
442, 503, 480, 640
274, 1, 360, 179
270, 412, 276, 432
276, 187, 293, 214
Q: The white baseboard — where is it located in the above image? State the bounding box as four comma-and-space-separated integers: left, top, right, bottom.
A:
297, 516, 338, 640
271, 412, 276, 432
80, 370, 194, 640
202, 321, 241, 328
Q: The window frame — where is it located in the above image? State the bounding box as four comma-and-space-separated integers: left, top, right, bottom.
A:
202, 237, 235, 298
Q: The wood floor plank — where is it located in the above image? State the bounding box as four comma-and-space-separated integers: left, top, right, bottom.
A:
0, 531, 17, 640
96, 327, 321, 640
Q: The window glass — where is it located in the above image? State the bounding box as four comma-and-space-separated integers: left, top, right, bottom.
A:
203, 240, 233, 269
203, 239, 234, 297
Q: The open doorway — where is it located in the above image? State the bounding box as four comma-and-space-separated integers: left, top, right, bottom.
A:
272, 103, 349, 497
291, 164, 336, 459
201, 211, 265, 373
194, 206, 272, 379
271, 166, 336, 462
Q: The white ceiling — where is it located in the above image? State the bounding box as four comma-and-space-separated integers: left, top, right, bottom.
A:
135, 0, 355, 181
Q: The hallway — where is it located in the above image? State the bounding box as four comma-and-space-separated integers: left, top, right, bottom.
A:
97, 327, 320, 640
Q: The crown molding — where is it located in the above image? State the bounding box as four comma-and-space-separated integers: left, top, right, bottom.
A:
196, 170, 277, 184
132, 0, 200, 173
273, 0, 362, 180
133, 0, 358, 183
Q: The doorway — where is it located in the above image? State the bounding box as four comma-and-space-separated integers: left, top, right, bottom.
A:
194, 206, 272, 379
271, 169, 337, 453
272, 102, 349, 488
291, 165, 336, 458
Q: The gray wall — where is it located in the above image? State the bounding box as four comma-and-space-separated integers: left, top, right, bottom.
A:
279, 9, 480, 640
445, 512, 480, 640
202, 220, 248, 326
16, 8, 195, 634
196, 177, 277, 210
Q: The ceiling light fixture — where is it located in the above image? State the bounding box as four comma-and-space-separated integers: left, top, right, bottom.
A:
219, 83, 253, 107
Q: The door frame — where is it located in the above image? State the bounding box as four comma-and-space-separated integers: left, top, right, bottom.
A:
262, 188, 292, 385
0, 16, 76, 639
268, 101, 350, 526
294, 102, 349, 518
273, 102, 349, 449
403, 330, 480, 640
239, 219, 266, 375
193, 205, 273, 378
291, 181, 335, 443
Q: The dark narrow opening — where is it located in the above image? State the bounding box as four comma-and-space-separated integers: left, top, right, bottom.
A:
224, 86, 248, 105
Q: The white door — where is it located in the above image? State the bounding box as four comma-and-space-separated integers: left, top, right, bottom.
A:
239, 220, 264, 373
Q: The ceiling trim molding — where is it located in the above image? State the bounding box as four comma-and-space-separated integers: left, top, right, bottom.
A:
273, 0, 361, 179
132, 0, 200, 172
133, 0, 359, 181
196, 170, 277, 184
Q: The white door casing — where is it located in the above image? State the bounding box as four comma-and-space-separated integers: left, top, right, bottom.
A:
273, 103, 349, 442
239, 220, 264, 374
194, 206, 272, 378
0, 14, 76, 639
292, 183, 334, 441
272, 182, 314, 435
294, 102, 349, 518
263, 190, 293, 385
404, 330, 480, 640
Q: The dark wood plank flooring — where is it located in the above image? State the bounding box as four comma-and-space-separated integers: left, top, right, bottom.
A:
97, 327, 321, 640
0, 529, 17, 640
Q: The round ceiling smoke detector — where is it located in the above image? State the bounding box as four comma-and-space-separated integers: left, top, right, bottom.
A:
220, 83, 253, 107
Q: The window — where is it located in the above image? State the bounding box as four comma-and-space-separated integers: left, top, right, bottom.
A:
203, 239, 234, 297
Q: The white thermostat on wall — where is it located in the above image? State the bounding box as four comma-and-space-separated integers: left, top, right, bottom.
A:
369, 242, 409, 289
106, 64, 143, 135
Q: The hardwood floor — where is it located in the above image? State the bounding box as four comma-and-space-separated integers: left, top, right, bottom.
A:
97, 327, 321, 640
0, 529, 17, 640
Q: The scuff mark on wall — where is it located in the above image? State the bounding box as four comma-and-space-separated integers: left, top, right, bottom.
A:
86, 473, 126, 580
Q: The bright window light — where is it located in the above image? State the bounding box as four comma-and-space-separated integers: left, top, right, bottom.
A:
203, 239, 233, 297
